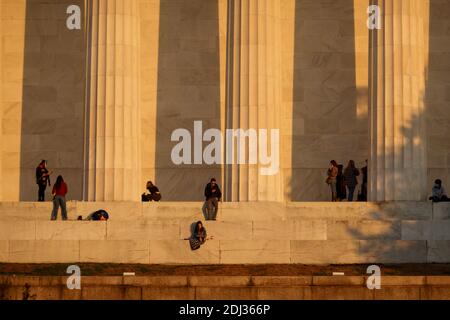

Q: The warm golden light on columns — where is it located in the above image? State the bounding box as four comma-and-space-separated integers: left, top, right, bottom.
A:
225, 0, 283, 202
369, 0, 429, 201
84, 0, 141, 201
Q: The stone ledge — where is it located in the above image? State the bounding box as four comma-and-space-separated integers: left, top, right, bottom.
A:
312, 276, 365, 286
3, 276, 450, 300
123, 276, 188, 287
251, 276, 312, 286
0, 201, 441, 222
3, 276, 449, 287
188, 276, 251, 287
374, 276, 426, 286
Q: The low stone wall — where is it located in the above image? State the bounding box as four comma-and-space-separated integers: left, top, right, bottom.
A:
0, 202, 449, 264
1, 275, 450, 300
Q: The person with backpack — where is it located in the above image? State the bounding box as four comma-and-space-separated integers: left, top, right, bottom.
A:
51, 175, 68, 220
36, 160, 52, 202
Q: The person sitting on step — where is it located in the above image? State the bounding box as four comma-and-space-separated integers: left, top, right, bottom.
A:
141, 181, 161, 202
429, 179, 450, 203
204, 178, 222, 220
188, 221, 213, 251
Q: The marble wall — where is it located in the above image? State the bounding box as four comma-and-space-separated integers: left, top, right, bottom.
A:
1, 0, 86, 202
1, 0, 449, 202
426, 0, 450, 195
151, 0, 225, 200
290, 0, 370, 201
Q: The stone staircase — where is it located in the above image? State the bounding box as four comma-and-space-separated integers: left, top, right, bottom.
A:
0, 201, 449, 264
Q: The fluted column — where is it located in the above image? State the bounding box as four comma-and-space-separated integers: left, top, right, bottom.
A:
84, 0, 141, 201
224, 0, 282, 201
369, 0, 428, 201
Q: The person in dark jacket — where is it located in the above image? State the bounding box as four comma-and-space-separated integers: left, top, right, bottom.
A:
36, 160, 52, 202
141, 181, 161, 202
87, 210, 109, 221
359, 159, 368, 201
336, 163, 346, 201
204, 178, 222, 220
343, 160, 360, 202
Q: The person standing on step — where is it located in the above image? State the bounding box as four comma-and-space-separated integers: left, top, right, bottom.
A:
358, 159, 368, 201
51, 175, 68, 221
343, 160, 360, 202
326, 160, 339, 202
336, 162, 346, 201
204, 178, 222, 220
36, 160, 52, 202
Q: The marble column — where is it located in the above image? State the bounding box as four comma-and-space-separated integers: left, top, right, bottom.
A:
84, 0, 141, 201
369, 0, 429, 201
224, 0, 282, 201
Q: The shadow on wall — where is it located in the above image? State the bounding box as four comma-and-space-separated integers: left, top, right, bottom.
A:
19, 0, 85, 201
425, 0, 450, 194
344, 0, 447, 263
291, 0, 368, 201
344, 114, 431, 262
155, 0, 222, 201
342, 202, 431, 264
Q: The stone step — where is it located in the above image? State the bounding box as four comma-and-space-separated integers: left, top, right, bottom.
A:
2, 220, 450, 241
0, 201, 446, 221
0, 201, 448, 264
1, 239, 449, 264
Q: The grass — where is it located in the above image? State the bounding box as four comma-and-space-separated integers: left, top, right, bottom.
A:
1, 263, 450, 276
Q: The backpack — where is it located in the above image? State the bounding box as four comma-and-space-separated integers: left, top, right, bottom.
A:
189, 238, 201, 251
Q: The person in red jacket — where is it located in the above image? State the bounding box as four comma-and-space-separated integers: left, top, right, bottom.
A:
51, 175, 68, 220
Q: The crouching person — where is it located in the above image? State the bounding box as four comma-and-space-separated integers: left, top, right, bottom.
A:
87, 210, 109, 221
